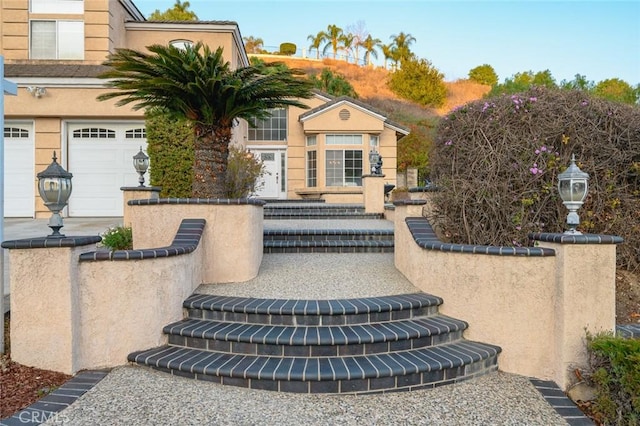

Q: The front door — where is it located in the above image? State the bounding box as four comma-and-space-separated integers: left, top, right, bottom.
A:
253, 150, 285, 199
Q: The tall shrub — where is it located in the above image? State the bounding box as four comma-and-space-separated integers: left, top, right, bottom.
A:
145, 111, 194, 198
431, 86, 640, 270
224, 146, 266, 198
388, 57, 446, 108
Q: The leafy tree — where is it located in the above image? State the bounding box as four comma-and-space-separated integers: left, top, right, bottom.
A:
307, 31, 325, 59
320, 24, 344, 59
243, 36, 265, 54
97, 43, 313, 197
560, 74, 594, 91
468, 64, 498, 86
489, 70, 557, 96
388, 57, 446, 107
310, 68, 358, 98
148, 0, 197, 20
390, 32, 416, 66
360, 35, 381, 67
593, 78, 638, 104
249, 57, 290, 74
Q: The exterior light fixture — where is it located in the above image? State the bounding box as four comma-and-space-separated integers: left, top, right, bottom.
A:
369, 150, 383, 175
36, 151, 73, 237
133, 146, 150, 187
26, 86, 46, 98
557, 154, 589, 234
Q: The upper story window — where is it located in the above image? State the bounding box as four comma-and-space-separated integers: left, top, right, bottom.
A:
326, 134, 362, 145
169, 40, 194, 50
31, 0, 83, 14
248, 108, 287, 141
30, 20, 84, 60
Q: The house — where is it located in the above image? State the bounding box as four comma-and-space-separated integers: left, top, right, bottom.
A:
1, 0, 408, 217
247, 91, 409, 202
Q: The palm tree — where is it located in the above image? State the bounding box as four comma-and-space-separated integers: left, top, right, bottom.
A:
390, 32, 416, 66
243, 36, 264, 54
320, 24, 343, 59
381, 43, 394, 70
360, 35, 381, 67
307, 31, 325, 59
340, 33, 355, 63
97, 42, 313, 197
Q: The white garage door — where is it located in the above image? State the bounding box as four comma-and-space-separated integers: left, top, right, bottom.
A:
3, 123, 35, 217
68, 123, 147, 217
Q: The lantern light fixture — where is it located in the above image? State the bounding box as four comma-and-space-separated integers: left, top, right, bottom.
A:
133, 147, 150, 187
557, 154, 589, 234
36, 151, 73, 237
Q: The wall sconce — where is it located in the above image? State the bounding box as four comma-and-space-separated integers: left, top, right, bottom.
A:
133, 146, 150, 187
37, 151, 73, 237
557, 154, 589, 234
26, 86, 46, 98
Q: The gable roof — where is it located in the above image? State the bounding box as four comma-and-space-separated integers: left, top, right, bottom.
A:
299, 94, 410, 135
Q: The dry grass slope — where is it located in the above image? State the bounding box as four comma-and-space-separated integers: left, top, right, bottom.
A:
255, 55, 490, 122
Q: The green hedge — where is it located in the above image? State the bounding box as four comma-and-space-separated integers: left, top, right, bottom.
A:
587, 333, 640, 425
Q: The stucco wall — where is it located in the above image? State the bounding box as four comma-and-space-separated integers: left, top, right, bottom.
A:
393, 204, 618, 389
128, 202, 264, 283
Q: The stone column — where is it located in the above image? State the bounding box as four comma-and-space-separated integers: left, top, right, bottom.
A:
532, 232, 622, 389
362, 174, 385, 214
121, 186, 161, 227
1, 236, 101, 374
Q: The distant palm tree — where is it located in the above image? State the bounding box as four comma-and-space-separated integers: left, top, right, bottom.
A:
307, 31, 325, 59
361, 35, 381, 67
320, 24, 344, 60
97, 43, 313, 197
390, 32, 416, 66
381, 43, 394, 70
340, 33, 355, 63
243, 36, 264, 54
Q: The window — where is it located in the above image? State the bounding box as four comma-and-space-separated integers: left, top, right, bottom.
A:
31, 0, 83, 14
4, 128, 29, 138
326, 134, 362, 145
306, 135, 317, 146
31, 20, 84, 60
169, 39, 194, 50
72, 128, 115, 139
248, 108, 287, 141
307, 151, 317, 187
125, 128, 146, 139
326, 150, 362, 187
369, 135, 379, 149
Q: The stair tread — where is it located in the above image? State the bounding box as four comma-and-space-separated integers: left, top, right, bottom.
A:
263, 229, 394, 235
184, 293, 442, 316
163, 315, 468, 345
129, 340, 501, 381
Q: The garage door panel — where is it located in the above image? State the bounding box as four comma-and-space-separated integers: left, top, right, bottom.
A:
4, 123, 35, 217
68, 123, 147, 217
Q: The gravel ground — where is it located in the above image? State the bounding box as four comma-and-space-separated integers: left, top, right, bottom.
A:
196, 253, 418, 299
43, 366, 567, 426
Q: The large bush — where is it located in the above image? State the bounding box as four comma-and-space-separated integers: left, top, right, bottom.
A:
431, 86, 640, 271
468, 64, 498, 86
145, 111, 194, 198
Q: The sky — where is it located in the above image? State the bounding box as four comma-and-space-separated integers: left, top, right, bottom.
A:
132, 0, 640, 85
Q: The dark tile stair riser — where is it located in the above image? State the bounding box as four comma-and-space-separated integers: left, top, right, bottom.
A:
129, 292, 501, 394
264, 246, 394, 254
128, 344, 500, 394
163, 316, 467, 355
264, 213, 385, 220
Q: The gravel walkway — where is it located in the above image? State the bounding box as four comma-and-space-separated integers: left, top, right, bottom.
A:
44, 367, 567, 426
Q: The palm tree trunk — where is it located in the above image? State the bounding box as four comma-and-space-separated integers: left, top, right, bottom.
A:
192, 124, 232, 198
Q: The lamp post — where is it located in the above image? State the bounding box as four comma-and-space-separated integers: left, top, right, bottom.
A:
369, 150, 383, 175
557, 154, 589, 234
37, 151, 73, 237
133, 147, 149, 187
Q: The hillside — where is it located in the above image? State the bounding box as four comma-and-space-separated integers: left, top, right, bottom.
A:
256, 56, 491, 122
